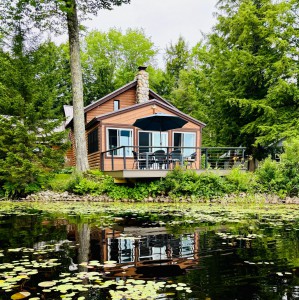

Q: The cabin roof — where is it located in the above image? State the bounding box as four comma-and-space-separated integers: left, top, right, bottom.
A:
83, 80, 174, 114
85, 99, 206, 130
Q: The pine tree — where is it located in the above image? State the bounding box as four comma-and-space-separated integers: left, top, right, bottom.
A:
193, 0, 299, 155
0, 38, 68, 197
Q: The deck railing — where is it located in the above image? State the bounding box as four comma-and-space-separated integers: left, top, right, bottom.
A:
100, 146, 247, 172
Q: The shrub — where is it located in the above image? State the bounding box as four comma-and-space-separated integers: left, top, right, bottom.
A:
225, 167, 256, 193
280, 138, 299, 196
0, 116, 67, 198
107, 185, 130, 200
160, 167, 228, 199
160, 167, 200, 198
72, 173, 114, 196
255, 157, 286, 196
48, 174, 74, 192
194, 172, 228, 199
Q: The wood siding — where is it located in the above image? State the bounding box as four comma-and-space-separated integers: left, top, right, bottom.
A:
86, 88, 137, 123
100, 104, 203, 171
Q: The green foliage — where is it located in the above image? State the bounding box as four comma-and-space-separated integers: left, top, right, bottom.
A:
81, 28, 157, 104
54, 141, 299, 200
255, 157, 286, 195
0, 0, 131, 36
194, 172, 228, 199
160, 167, 228, 199
72, 172, 114, 195
0, 41, 68, 198
165, 36, 190, 88
225, 167, 256, 193
48, 174, 74, 192
280, 138, 299, 196
163, 0, 299, 152
255, 138, 299, 197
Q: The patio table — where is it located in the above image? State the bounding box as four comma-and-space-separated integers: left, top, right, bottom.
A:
139, 152, 154, 169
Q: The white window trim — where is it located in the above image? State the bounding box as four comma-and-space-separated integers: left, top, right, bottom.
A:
172, 131, 196, 154
106, 127, 133, 157
113, 100, 120, 111
138, 130, 168, 151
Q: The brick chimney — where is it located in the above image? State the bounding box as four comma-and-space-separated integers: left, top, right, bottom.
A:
136, 66, 149, 103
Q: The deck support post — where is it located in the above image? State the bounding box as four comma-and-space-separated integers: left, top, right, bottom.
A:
101, 152, 105, 171
204, 148, 208, 169
123, 147, 127, 170
111, 151, 114, 171
166, 147, 169, 169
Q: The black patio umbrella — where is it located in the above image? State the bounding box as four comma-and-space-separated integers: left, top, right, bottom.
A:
133, 113, 188, 146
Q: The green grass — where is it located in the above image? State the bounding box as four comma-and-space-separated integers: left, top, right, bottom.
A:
47, 174, 74, 192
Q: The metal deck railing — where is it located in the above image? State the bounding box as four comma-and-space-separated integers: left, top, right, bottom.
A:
100, 146, 247, 172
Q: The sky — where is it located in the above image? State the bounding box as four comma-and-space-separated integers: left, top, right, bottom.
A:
79, 0, 219, 66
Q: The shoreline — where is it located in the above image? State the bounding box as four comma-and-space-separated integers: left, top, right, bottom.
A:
3, 190, 299, 205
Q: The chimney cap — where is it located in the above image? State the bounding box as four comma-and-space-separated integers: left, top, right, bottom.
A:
138, 66, 147, 71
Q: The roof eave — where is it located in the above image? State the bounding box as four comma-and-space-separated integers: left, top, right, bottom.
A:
88, 99, 206, 128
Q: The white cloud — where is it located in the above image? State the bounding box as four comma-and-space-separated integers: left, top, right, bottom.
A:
57, 0, 218, 67
84, 0, 217, 50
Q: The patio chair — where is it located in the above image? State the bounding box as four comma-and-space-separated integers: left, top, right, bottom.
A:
153, 150, 167, 169
169, 149, 182, 168
132, 151, 146, 169
185, 152, 197, 169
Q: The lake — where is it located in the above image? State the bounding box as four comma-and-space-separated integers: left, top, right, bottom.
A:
1, 201, 299, 300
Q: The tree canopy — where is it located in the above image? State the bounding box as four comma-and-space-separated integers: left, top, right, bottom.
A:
165, 0, 299, 154
82, 28, 156, 104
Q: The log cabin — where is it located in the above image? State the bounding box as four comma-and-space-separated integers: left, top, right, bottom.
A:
65, 66, 207, 178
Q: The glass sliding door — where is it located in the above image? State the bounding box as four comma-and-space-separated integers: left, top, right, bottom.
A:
139, 132, 151, 153
173, 132, 196, 156
107, 128, 133, 156
152, 132, 167, 152
139, 131, 168, 153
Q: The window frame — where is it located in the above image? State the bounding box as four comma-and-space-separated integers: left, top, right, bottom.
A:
113, 100, 120, 111
173, 131, 196, 156
106, 127, 133, 157
138, 130, 168, 153
87, 128, 99, 154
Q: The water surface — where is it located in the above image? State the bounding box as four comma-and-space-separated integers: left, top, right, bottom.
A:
0, 201, 299, 299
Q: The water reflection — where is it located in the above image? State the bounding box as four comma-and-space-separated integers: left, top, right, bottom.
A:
65, 224, 200, 279
3, 205, 299, 299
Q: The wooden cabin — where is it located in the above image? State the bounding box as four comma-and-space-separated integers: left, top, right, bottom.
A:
65, 67, 206, 176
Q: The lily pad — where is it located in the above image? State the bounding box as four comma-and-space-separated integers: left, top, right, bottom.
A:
11, 291, 31, 299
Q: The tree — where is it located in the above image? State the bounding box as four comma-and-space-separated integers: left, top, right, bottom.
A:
192, 0, 299, 155
0, 0, 131, 173
151, 36, 191, 100
82, 28, 156, 104
0, 41, 68, 197
165, 36, 190, 87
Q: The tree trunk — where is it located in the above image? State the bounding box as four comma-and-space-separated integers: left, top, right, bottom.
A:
66, 0, 89, 172
77, 223, 91, 273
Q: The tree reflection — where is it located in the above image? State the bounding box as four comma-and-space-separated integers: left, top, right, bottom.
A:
77, 223, 91, 273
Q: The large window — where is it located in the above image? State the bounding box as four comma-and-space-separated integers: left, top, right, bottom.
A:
173, 132, 196, 156
88, 128, 99, 154
138, 131, 168, 153
107, 128, 133, 156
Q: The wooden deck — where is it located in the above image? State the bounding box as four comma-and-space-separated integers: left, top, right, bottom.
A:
101, 146, 248, 180
104, 168, 243, 180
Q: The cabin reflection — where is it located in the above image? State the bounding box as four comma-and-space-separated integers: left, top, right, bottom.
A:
69, 225, 200, 279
